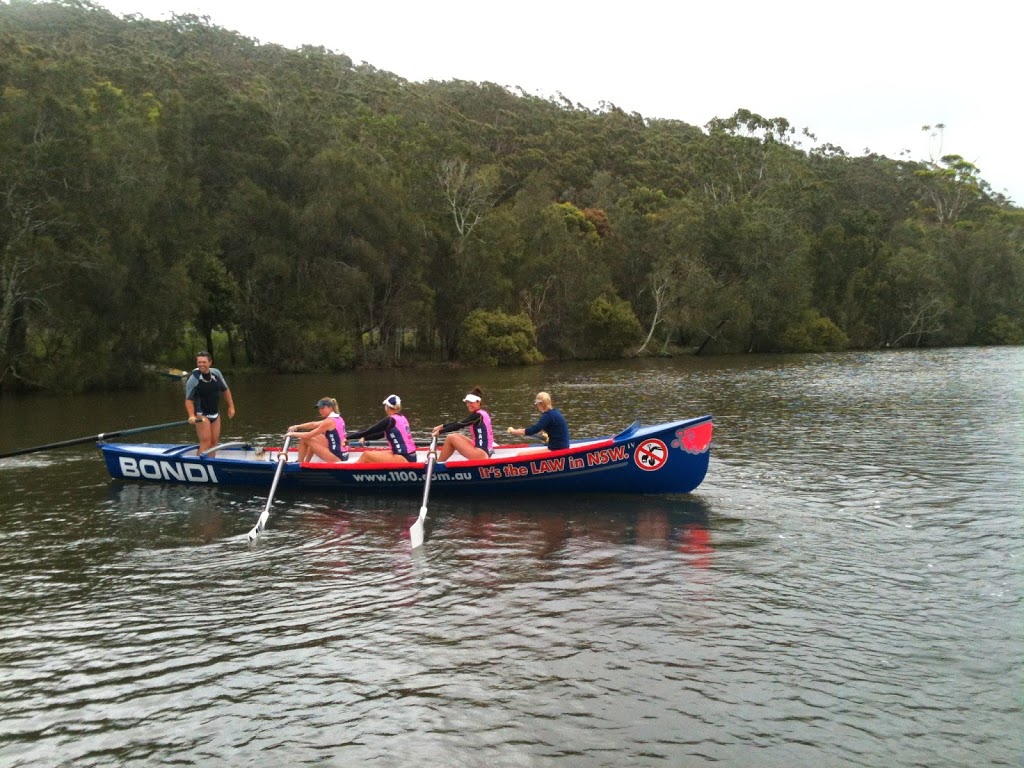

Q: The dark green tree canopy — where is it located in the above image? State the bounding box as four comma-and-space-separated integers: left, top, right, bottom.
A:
1, 1, 1021, 391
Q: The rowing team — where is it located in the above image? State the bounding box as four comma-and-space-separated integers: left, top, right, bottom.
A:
285, 387, 571, 466
182, 352, 570, 463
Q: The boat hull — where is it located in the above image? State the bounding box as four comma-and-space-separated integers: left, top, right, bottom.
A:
99, 416, 713, 496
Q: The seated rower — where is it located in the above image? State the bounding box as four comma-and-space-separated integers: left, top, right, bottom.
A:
431, 386, 494, 463
286, 397, 348, 463
348, 394, 418, 463
507, 391, 570, 450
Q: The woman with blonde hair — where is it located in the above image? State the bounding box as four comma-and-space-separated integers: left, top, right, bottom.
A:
287, 397, 348, 463
508, 391, 570, 450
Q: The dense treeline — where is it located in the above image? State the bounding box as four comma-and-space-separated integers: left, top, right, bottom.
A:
2, 0, 1022, 391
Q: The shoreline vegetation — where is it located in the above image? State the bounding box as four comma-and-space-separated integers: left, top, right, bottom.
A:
2, 1, 1022, 393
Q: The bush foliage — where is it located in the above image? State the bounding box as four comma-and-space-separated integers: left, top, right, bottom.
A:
0, 2, 1021, 391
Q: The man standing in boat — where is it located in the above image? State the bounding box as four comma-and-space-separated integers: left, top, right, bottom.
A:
184, 351, 235, 456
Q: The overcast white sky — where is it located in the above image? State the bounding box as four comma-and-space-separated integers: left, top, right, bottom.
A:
95, 0, 1023, 204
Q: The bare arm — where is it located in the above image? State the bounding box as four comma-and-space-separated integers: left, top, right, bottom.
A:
288, 417, 333, 438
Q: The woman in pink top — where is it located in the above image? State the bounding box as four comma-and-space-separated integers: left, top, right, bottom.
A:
431, 386, 494, 463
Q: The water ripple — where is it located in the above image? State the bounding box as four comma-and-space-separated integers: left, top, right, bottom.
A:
1, 349, 1021, 766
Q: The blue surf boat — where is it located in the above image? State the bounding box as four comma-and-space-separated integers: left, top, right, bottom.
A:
99, 416, 713, 496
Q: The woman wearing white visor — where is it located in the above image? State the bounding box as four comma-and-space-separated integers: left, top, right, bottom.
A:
431, 386, 494, 464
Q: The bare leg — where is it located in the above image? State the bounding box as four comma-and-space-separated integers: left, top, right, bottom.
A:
306, 435, 342, 463
195, 419, 214, 455
438, 433, 488, 462
357, 450, 412, 464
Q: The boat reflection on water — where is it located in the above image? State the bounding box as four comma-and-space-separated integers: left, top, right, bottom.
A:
305, 492, 714, 564
106, 482, 264, 545
676, 519, 713, 568
107, 482, 714, 566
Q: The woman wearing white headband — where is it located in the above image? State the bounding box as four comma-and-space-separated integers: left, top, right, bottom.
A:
431, 386, 494, 464
348, 394, 418, 463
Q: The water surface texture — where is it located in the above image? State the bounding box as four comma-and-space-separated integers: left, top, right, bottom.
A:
1, 348, 1021, 766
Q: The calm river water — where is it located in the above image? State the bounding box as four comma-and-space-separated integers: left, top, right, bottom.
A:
0, 348, 1021, 767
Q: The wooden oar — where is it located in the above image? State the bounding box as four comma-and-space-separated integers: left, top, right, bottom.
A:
409, 434, 439, 549
0, 418, 199, 460
247, 435, 293, 541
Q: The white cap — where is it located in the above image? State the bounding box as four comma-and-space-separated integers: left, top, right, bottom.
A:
383, 394, 401, 408
463, 393, 481, 403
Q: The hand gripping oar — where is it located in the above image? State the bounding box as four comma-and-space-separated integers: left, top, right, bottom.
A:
247, 435, 292, 541
409, 434, 439, 549
505, 426, 548, 445
0, 418, 199, 460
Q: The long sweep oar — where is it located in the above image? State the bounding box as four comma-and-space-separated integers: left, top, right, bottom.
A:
0, 418, 199, 460
247, 435, 293, 541
409, 434, 439, 549
506, 426, 548, 445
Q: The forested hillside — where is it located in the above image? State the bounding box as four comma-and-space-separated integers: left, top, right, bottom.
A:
2, 0, 1022, 391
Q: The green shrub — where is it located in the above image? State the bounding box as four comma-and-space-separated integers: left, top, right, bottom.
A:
581, 295, 643, 358
986, 314, 1024, 345
459, 310, 544, 366
780, 311, 849, 352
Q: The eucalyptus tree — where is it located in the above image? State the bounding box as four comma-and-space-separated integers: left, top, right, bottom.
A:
74, 82, 193, 379
431, 157, 502, 358
516, 197, 631, 358
732, 202, 816, 351
680, 110, 806, 205
292, 131, 435, 367
4, 0, 1023, 384
914, 153, 988, 228
802, 151, 916, 346
608, 194, 718, 355
868, 237, 951, 348
0, 23, 191, 389
0, 67, 64, 386
604, 185, 673, 318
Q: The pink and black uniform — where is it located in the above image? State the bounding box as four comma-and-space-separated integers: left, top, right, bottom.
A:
439, 409, 494, 456
348, 414, 417, 461
326, 412, 349, 460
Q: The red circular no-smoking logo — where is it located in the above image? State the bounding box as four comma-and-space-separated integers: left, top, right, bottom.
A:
634, 439, 668, 471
